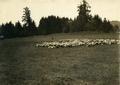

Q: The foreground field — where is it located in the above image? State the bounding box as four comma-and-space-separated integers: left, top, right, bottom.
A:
0, 33, 119, 85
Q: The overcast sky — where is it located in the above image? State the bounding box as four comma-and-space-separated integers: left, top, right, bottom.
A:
0, 0, 120, 24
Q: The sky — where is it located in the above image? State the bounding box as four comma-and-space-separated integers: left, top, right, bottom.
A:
0, 0, 120, 25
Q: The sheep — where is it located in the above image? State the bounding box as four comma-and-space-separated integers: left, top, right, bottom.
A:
36, 39, 120, 48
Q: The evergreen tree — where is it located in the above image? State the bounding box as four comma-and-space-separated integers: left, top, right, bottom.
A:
38, 16, 70, 34
30, 20, 37, 34
77, 0, 91, 31
61, 17, 70, 33
1, 22, 15, 38
114, 25, 119, 32
38, 17, 49, 35
22, 7, 37, 35
15, 21, 23, 37
22, 7, 32, 27
91, 15, 102, 31
102, 18, 113, 32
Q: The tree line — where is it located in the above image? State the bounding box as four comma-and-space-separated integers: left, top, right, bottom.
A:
0, 0, 118, 39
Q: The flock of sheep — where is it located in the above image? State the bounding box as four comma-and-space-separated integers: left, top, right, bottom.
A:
36, 39, 120, 48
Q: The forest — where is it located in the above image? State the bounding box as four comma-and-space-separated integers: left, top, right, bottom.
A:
0, 0, 118, 39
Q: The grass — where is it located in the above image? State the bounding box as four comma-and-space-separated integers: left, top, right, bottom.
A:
0, 32, 119, 85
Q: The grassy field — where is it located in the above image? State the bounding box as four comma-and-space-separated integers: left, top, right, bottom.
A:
0, 32, 119, 85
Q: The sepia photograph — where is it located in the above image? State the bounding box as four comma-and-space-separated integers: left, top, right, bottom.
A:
0, 0, 120, 85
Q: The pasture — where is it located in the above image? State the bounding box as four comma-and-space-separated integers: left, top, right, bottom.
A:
0, 32, 119, 85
